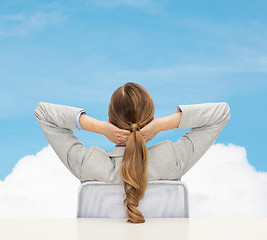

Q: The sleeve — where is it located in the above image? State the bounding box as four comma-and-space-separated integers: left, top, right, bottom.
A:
75, 110, 87, 130
34, 102, 94, 180
167, 102, 231, 178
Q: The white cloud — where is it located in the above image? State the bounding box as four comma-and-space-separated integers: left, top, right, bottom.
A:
0, 142, 266, 218
0, 11, 67, 37
86, 0, 166, 15
182, 143, 267, 217
0, 145, 80, 218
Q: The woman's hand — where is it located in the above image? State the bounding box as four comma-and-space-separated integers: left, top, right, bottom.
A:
140, 118, 161, 143
102, 121, 131, 146
79, 114, 130, 145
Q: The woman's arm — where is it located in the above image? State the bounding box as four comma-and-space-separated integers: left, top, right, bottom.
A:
34, 101, 131, 180
79, 112, 105, 134
34, 102, 97, 179
34, 101, 91, 180
167, 102, 231, 178
141, 102, 231, 178
139, 112, 182, 143
79, 113, 130, 146
157, 112, 182, 131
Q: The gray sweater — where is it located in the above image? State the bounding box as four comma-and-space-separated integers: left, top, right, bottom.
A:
34, 101, 231, 184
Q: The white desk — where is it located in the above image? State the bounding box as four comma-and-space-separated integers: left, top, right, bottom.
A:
0, 218, 266, 240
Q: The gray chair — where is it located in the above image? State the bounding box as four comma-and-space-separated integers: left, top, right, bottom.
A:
76, 179, 189, 218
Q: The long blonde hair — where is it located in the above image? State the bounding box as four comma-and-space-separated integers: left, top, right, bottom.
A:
108, 82, 155, 223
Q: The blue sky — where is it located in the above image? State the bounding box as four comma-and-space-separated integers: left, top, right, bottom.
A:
0, 0, 266, 180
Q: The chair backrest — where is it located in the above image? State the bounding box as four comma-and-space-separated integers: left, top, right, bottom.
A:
76, 179, 189, 218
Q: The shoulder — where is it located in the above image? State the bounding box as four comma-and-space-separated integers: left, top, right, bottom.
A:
147, 140, 173, 156
80, 146, 116, 182
146, 140, 180, 180
81, 141, 180, 182
88, 140, 174, 159
147, 139, 181, 171
86, 146, 110, 160
149, 140, 177, 156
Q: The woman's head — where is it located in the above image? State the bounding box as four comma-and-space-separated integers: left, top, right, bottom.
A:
108, 82, 155, 223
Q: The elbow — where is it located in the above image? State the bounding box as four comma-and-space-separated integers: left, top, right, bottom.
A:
223, 102, 231, 122
35, 102, 47, 111
34, 102, 42, 114
34, 102, 46, 120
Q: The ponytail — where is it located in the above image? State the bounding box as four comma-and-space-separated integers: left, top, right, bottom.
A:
108, 82, 155, 223
120, 123, 149, 223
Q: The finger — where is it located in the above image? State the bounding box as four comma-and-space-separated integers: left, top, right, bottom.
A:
118, 136, 128, 143
121, 130, 131, 136
121, 135, 129, 140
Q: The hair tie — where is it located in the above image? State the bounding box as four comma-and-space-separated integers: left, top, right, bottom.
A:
130, 123, 140, 132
